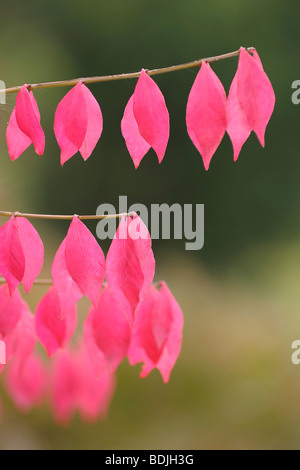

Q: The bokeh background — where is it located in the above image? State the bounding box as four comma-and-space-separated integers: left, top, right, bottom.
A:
0, 0, 300, 450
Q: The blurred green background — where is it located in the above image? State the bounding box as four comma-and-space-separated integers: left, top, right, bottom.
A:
0, 0, 300, 450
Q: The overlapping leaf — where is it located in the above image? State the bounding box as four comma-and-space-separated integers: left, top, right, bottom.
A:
106, 214, 155, 325
35, 287, 77, 357
128, 282, 184, 383
121, 69, 169, 167
186, 61, 227, 170
64, 216, 105, 307
84, 285, 132, 374
0, 217, 44, 295
227, 47, 275, 159
6, 84, 45, 160
54, 81, 103, 165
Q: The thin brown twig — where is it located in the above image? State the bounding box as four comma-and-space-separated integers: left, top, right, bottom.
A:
0, 210, 133, 221
0, 277, 162, 288
0, 277, 53, 286
0, 47, 255, 96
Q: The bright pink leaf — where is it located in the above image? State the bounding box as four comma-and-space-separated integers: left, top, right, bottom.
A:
226, 73, 252, 161
122, 70, 169, 166
106, 214, 155, 325
186, 61, 227, 170
8, 299, 35, 365
235, 47, 275, 147
6, 109, 32, 161
0, 217, 25, 295
6, 90, 42, 161
65, 216, 105, 307
51, 346, 115, 424
54, 81, 102, 165
14, 217, 44, 293
79, 84, 103, 160
35, 287, 77, 357
128, 282, 184, 383
54, 82, 87, 164
121, 95, 151, 168
84, 285, 132, 374
77, 347, 116, 422
50, 348, 78, 424
14, 85, 45, 156
51, 238, 83, 318
4, 352, 46, 411
0, 284, 23, 338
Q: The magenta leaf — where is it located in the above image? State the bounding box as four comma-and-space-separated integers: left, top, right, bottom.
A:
6, 109, 32, 161
8, 299, 36, 365
121, 95, 151, 168
186, 61, 227, 170
14, 85, 45, 156
226, 73, 252, 161
65, 216, 105, 307
14, 217, 44, 293
84, 285, 132, 374
0, 284, 23, 338
54, 82, 87, 164
122, 70, 169, 166
54, 81, 102, 165
50, 346, 115, 424
0, 217, 25, 295
35, 287, 77, 357
128, 282, 184, 383
51, 238, 83, 318
76, 346, 116, 422
4, 352, 46, 412
235, 47, 275, 147
106, 214, 155, 325
79, 84, 103, 160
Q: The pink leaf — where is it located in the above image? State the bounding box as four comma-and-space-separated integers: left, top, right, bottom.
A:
8, 299, 36, 365
76, 346, 116, 422
15, 85, 45, 156
6, 109, 32, 161
79, 84, 103, 160
235, 47, 275, 147
65, 216, 105, 307
121, 95, 151, 168
50, 346, 115, 424
84, 285, 132, 374
226, 73, 252, 161
54, 82, 102, 165
128, 282, 184, 383
35, 287, 77, 357
51, 238, 83, 318
4, 352, 46, 411
186, 61, 227, 170
106, 214, 155, 325
0, 217, 25, 295
0, 284, 23, 338
14, 217, 44, 293
50, 348, 78, 424
122, 69, 169, 166
54, 82, 87, 164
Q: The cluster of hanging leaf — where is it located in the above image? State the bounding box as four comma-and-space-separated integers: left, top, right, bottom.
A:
6, 48, 275, 170
0, 213, 183, 424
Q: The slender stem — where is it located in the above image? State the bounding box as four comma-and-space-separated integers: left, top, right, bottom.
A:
0, 47, 255, 96
0, 277, 53, 286
0, 276, 160, 287
0, 277, 162, 287
0, 210, 133, 220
